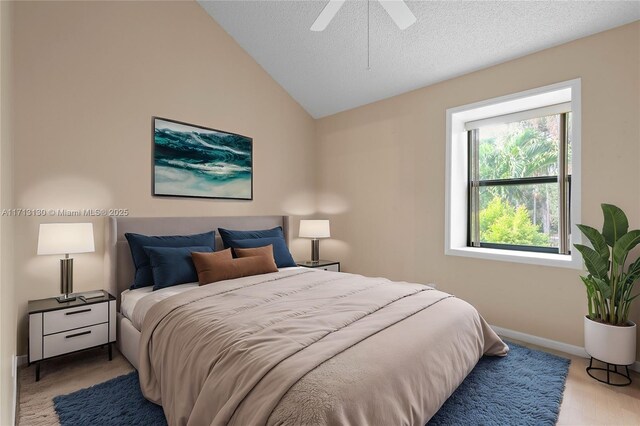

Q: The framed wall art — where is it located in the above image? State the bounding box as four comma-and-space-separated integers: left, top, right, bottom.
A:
153, 117, 253, 200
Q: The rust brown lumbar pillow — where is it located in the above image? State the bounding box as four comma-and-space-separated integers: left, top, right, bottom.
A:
191, 248, 278, 285
191, 249, 233, 285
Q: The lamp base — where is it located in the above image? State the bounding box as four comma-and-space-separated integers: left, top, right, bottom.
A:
59, 257, 74, 303
56, 294, 76, 303
311, 239, 320, 263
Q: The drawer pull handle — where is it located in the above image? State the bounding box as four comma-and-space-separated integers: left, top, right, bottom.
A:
65, 309, 91, 316
66, 330, 91, 339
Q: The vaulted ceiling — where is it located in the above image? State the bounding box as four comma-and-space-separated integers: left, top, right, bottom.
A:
199, 1, 640, 118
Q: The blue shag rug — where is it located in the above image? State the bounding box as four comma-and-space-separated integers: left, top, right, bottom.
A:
53, 373, 166, 426
53, 342, 569, 426
428, 342, 570, 426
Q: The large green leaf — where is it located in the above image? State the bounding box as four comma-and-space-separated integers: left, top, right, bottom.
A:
612, 230, 640, 265
601, 204, 628, 247
592, 276, 612, 299
580, 276, 597, 299
577, 224, 609, 261
580, 275, 596, 319
574, 244, 609, 279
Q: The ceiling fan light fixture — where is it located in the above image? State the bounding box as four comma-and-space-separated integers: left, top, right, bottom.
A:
311, 0, 416, 32
311, 0, 346, 31
378, 0, 417, 30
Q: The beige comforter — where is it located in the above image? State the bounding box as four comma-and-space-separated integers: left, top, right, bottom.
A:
139, 269, 508, 426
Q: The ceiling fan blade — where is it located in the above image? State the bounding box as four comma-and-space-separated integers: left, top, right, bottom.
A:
310, 0, 346, 32
378, 0, 416, 30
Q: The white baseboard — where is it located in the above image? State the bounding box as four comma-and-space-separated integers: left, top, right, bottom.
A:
491, 325, 640, 373
12, 354, 17, 426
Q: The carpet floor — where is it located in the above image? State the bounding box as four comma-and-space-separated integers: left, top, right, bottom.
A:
46, 342, 569, 426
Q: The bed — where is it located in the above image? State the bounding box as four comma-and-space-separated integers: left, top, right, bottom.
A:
106, 216, 508, 426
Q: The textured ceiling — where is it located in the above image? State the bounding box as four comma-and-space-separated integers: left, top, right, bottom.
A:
199, 1, 640, 118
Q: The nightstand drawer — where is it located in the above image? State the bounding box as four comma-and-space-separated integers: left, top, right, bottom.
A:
43, 323, 108, 358
43, 302, 108, 335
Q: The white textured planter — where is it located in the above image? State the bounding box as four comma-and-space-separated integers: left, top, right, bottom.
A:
584, 316, 637, 365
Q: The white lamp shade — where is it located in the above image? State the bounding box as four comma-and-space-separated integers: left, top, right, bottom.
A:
37, 223, 95, 255
299, 220, 330, 239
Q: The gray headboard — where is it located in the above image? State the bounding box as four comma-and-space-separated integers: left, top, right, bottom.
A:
105, 215, 290, 307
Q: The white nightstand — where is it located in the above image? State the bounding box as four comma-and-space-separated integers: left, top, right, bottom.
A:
28, 290, 116, 381
297, 260, 340, 272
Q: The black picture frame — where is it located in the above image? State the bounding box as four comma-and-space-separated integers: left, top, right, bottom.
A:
152, 117, 253, 201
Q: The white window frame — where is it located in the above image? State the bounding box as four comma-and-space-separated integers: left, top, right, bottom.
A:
445, 79, 582, 269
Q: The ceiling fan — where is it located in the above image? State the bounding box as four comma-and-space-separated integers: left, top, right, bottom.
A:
311, 0, 417, 32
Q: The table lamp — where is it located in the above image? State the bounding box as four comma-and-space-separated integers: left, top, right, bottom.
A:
37, 223, 95, 303
299, 220, 330, 264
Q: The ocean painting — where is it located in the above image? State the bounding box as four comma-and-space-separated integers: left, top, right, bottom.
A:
153, 118, 252, 200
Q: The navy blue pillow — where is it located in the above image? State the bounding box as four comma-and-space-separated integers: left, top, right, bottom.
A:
218, 226, 284, 249
125, 231, 215, 289
144, 246, 213, 291
228, 237, 296, 268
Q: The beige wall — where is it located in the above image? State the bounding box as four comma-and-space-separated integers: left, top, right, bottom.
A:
10, 1, 316, 353
1, 0, 16, 422
316, 22, 640, 362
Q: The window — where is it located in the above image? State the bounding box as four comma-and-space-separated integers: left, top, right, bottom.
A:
445, 79, 581, 268
467, 107, 571, 254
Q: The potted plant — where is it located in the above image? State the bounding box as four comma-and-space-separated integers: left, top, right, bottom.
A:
574, 204, 638, 368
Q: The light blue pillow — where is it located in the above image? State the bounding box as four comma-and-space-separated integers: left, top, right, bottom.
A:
228, 237, 296, 268
144, 246, 213, 291
125, 231, 215, 289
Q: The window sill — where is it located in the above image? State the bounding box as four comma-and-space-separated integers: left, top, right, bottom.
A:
445, 246, 582, 269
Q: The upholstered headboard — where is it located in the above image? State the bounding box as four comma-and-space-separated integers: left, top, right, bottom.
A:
105, 216, 290, 306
